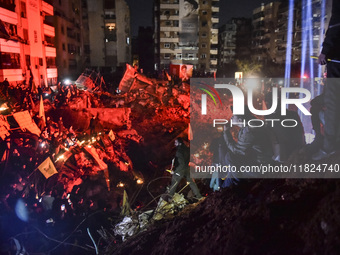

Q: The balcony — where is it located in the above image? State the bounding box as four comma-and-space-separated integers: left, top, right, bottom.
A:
160, 48, 181, 54
43, 40, 54, 47
43, 24, 55, 37
42, 0, 53, 15
46, 68, 57, 78
210, 49, 218, 55
160, 4, 179, 9
160, 26, 179, 32
212, 7, 219, 12
211, 17, 219, 23
45, 46, 56, 57
160, 15, 179, 20
0, 38, 20, 53
210, 59, 218, 65
160, 37, 179, 42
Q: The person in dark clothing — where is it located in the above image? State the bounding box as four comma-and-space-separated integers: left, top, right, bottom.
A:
2, 78, 9, 96
168, 137, 202, 200
313, 0, 340, 160
222, 109, 273, 187
308, 94, 325, 152
58, 117, 65, 133
89, 115, 97, 135
265, 90, 305, 162
209, 134, 227, 191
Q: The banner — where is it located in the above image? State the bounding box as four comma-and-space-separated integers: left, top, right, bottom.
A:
38, 157, 58, 179
0, 116, 10, 140
179, 0, 199, 46
13, 111, 41, 136
179, 64, 193, 81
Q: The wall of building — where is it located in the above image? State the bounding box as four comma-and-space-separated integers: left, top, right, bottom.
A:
52, 0, 90, 81
0, 0, 57, 86
116, 0, 131, 67
154, 0, 219, 73
250, 0, 331, 68
86, 0, 130, 71
87, 0, 105, 67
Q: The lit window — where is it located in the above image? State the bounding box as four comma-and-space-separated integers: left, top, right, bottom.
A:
106, 23, 116, 31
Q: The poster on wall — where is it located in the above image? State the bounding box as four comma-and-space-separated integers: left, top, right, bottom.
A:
179, 0, 199, 47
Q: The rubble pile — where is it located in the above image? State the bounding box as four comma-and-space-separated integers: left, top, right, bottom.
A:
0, 67, 193, 254
109, 175, 340, 255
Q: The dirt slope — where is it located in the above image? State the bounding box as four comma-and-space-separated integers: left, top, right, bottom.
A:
110, 170, 340, 255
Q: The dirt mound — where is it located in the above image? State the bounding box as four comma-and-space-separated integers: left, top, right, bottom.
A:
110, 178, 340, 255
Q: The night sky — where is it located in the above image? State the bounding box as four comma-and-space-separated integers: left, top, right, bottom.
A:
125, 0, 275, 36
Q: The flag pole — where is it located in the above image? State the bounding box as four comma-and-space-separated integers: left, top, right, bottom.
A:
310, 55, 340, 64
27, 167, 39, 179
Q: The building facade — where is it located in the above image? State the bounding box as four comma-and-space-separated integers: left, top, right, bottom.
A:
251, 2, 280, 63
87, 0, 131, 70
0, 0, 57, 86
250, 0, 331, 68
50, 0, 131, 81
50, 0, 90, 80
219, 18, 251, 65
154, 0, 219, 74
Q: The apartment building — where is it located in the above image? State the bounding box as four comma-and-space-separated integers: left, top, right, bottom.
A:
49, 0, 90, 80
250, 0, 331, 67
154, 0, 219, 73
87, 0, 131, 70
219, 18, 251, 65
251, 2, 280, 63
0, 0, 57, 86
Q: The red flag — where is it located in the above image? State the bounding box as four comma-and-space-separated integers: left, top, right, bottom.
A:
188, 123, 193, 141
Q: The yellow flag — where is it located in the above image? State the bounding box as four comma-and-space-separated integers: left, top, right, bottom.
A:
120, 190, 131, 216
108, 129, 115, 141
39, 95, 46, 123
38, 157, 58, 179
